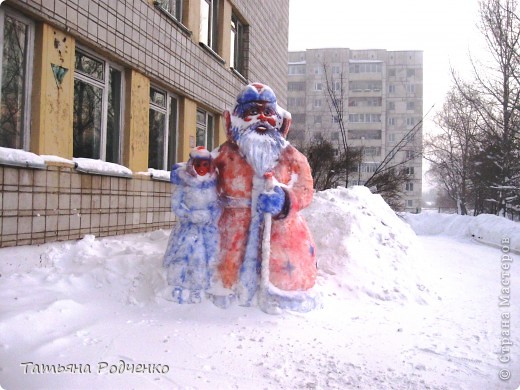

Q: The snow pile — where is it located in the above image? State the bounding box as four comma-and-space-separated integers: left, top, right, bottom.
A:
302, 186, 425, 303
404, 212, 520, 252
0, 231, 170, 308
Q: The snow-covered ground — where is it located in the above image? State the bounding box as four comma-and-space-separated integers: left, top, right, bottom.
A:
0, 186, 519, 389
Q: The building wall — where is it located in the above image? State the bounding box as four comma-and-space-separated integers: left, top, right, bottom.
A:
0, 162, 175, 247
287, 48, 423, 211
0, 0, 290, 247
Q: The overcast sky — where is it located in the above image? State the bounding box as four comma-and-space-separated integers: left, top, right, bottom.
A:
288, 0, 485, 134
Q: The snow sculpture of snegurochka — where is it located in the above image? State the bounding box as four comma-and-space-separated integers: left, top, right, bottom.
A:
163, 146, 220, 304
164, 83, 319, 313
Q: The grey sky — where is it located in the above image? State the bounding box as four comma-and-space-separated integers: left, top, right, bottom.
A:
288, 0, 485, 133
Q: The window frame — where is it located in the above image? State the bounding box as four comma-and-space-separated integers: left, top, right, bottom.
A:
73, 47, 125, 163
230, 12, 247, 77
149, 86, 179, 170
196, 108, 215, 151
200, 0, 219, 52
0, 7, 34, 150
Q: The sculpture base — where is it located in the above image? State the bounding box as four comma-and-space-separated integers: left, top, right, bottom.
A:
257, 284, 322, 315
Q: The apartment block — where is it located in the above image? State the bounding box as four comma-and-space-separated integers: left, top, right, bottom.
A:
0, 0, 290, 247
287, 48, 423, 211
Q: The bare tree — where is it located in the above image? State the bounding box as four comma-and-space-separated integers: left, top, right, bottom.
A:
425, 86, 481, 215
322, 64, 359, 187
453, 0, 520, 217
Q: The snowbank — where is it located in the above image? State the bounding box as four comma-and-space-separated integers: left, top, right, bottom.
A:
302, 186, 426, 303
404, 212, 520, 253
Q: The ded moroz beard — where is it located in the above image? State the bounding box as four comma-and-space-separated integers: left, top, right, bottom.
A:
234, 122, 288, 177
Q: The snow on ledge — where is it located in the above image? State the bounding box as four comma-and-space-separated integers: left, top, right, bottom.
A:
0, 147, 46, 169
73, 158, 133, 178
41, 155, 75, 165
136, 168, 171, 181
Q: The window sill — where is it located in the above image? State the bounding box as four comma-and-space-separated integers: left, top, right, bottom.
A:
153, 2, 192, 37
231, 67, 247, 83
199, 42, 226, 65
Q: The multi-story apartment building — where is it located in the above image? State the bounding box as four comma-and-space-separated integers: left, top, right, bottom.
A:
0, 0, 289, 247
287, 48, 423, 211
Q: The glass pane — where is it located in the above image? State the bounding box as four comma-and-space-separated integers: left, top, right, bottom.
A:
170, 0, 182, 20
196, 125, 206, 148
148, 109, 166, 169
73, 79, 103, 159
229, 28, 235, 68
75, 51, 104, 81
106, 67, 122, 163
196, 109, 206, 125
199, 0, 210, 45
150, 87, 166, 107
167, 96, 178, 168
0, 15, 28, 149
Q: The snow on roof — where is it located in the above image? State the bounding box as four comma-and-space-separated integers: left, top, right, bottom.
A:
0, 146, 46, 169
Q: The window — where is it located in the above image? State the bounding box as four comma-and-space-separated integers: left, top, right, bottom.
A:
388, 102, 395, 110
407, 199, 414, 207
230, 13, 246, 76
288, 64, 305, 75
388, 84, 396, 93
363, 146, 381, 157
360, 163, 378, 173
149, 87, 179, 170
388, 133, 396, 142
313, 99, 321, 108
388, 69, 396, 77
73, 49, 123, 162
0, 8, 34, 150
291, 113, 306, 123
313, 67, 323, 75
333, 80, 341, 91
332, 65, 341, 74
332, 115, 339, 124
406, 84, 416, 94
349, 81, 382, 92
407, 101, 415, 110
288, 81, 305, 91
349, 130, 381, 140
407, 68, 415, 77
405, 182, 414, 191
349, 97, 382, 107
314, 82, 322, 91
314, 115, 321, 124
388, 117, 395, 126
196, 109, 214, 150
406, 117, 416, 127
405, 166, 415, 175
348, 113, 381, 123
155, 0, 183, 22
349, 62, 382, 73
200, 0, 219, 51
405, 150, 415, 159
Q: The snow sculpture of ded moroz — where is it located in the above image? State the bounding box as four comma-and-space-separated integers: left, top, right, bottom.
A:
163, 146, 221, 304
209, 82, 319, 313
